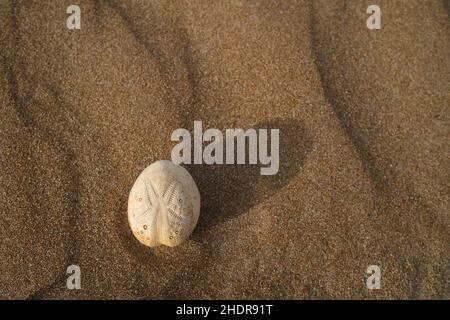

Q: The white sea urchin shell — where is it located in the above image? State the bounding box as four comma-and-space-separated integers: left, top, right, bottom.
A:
128, 160, 201, 247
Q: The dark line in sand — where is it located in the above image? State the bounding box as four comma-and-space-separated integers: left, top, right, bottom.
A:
104, 0, 166, 69
410, 257, 424, 299
177, 23, 201, 119
3, 59, 83, 299
3, 0, 83, 299
307, 0, 386, 195
1, 60, 29, 125
27, 93, 83, 299
443, 0, 450, 19
104, 0, 191, 124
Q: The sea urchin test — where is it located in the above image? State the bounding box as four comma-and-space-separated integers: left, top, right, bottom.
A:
128, 160, 201, 247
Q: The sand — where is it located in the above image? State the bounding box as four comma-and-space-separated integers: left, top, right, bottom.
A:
0, 0, 448, 299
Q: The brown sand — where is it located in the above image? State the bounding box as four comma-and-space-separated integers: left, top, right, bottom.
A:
0, 0, 449, 299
